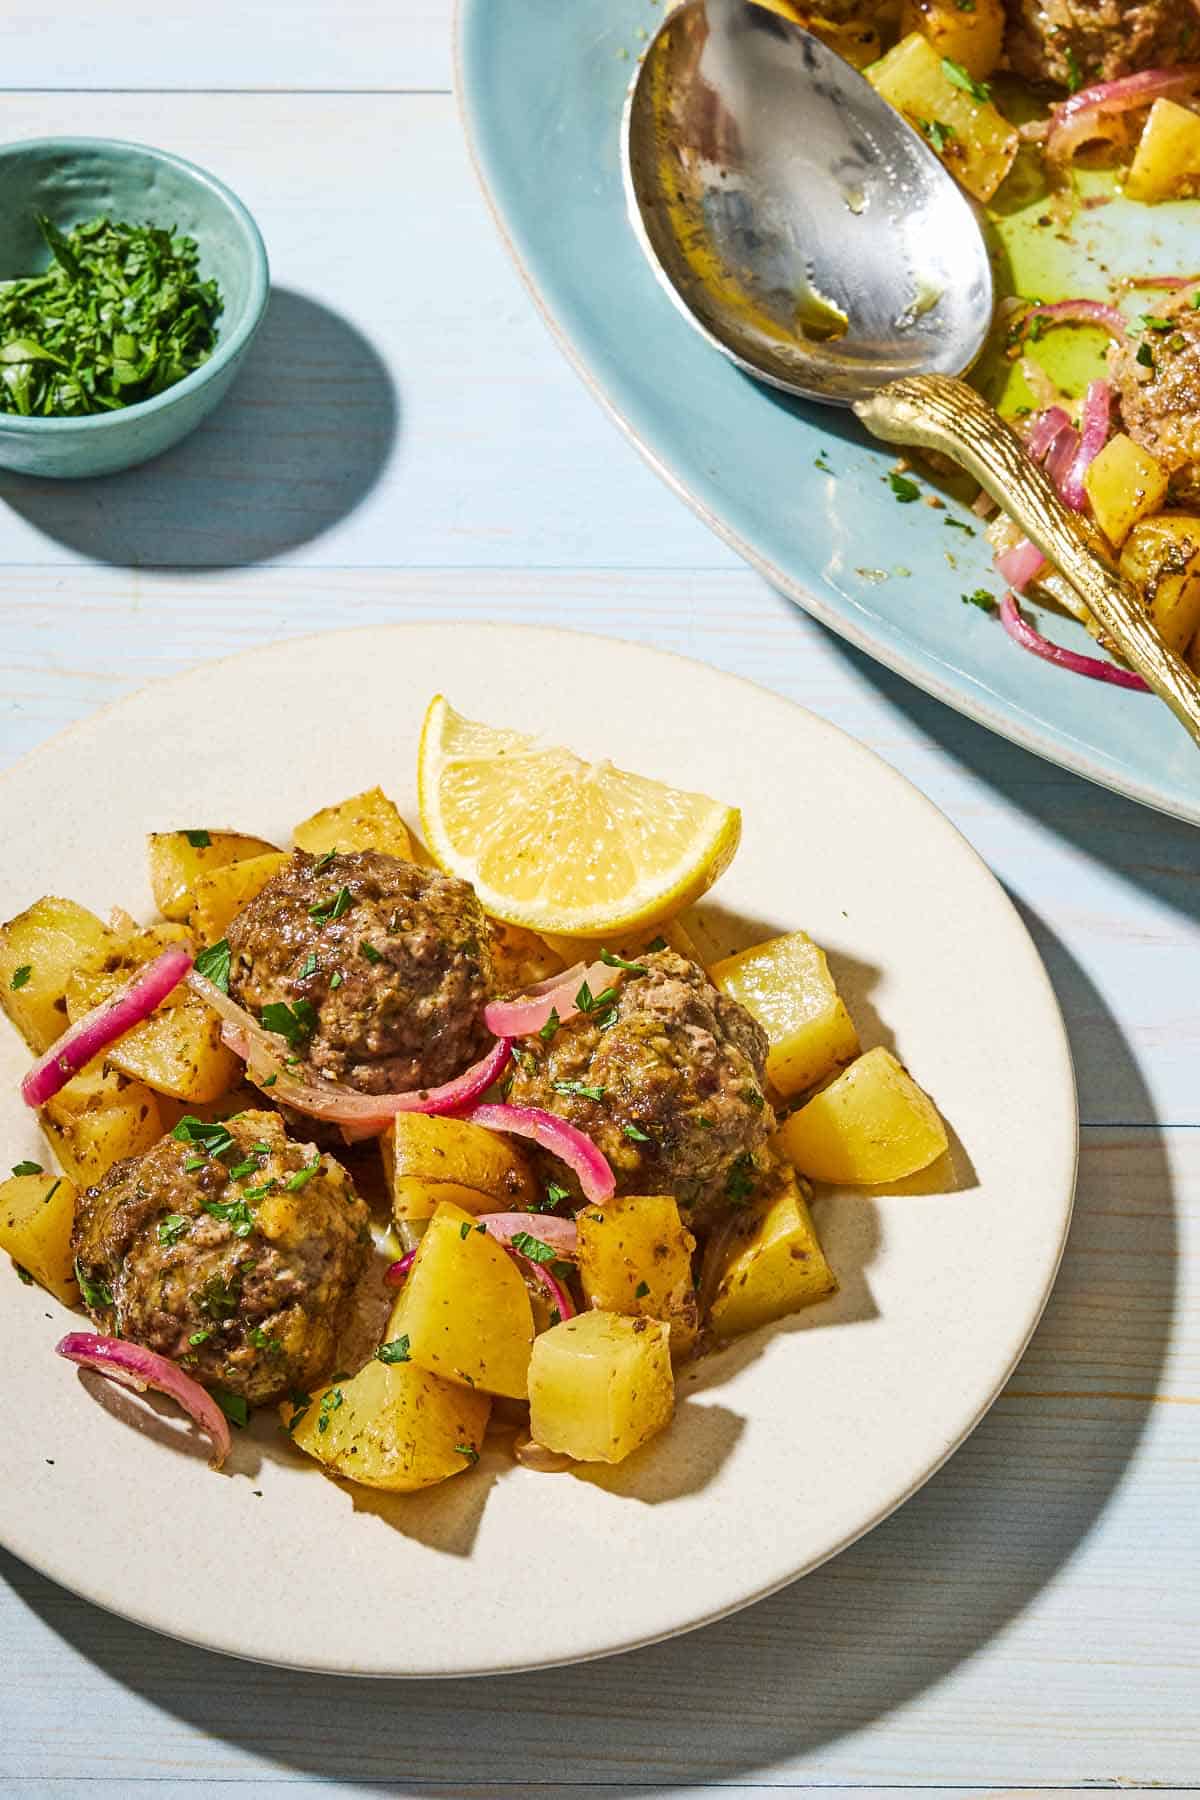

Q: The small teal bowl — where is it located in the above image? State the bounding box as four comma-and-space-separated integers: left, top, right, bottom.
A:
0, 138, 269, 478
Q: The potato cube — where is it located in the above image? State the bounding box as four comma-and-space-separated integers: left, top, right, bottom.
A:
387, 1200, 534, 1398
777, 1046, 948, 1184
899, 0, 1005, 80
283, 1356, 490, 1492
868, 33, 1018, 203
148, 830, 280, 923
65, 966, 240, 1103
577, 1195, 698, 1356
292, 787, 414, 860
1119, 512, 1200, 655
528, 1311, 673, 1464
41, 1063, 164, 1189
1125, 99, 1200, 205
710, 930, 859, 1097
707, 1162, 836, 1338
1084, 433, 1169, 548
0, 1172, 79, 1304
188, 851, 290, 943
0, 897, 123, 1053
381, 1113, 537, 1222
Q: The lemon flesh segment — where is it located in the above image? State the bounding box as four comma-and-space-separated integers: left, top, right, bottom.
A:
418, 696, 741, 936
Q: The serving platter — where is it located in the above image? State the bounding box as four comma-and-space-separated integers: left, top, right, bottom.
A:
456, 0, 1200, 826
0, 623, 1076, 1675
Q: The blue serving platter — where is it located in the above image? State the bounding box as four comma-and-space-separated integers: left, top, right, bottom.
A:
457, 0, 1200, 825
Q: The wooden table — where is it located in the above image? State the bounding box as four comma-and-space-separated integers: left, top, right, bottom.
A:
1, 7, 1196, 1792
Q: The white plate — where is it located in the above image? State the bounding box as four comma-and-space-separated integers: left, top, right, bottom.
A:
0, 624, 1076, 1676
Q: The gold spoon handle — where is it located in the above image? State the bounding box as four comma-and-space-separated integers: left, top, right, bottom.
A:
855, 373, 1200, 750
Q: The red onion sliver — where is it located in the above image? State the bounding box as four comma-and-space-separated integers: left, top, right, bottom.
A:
384, 1247, 418, 1285
1061, 379, 1112, 511
996, 536, 1046, 591
463, 1103, 616, 1205
999, 592, 1150, 689
476, 1212, 578, 1255
483, 959, 611, 1039
1016, 299, 1128, 343
1025, 405, 1073, 461
56, 1331, 232, 1469
1047, 65, 1200, 163
22, 946, 194, 1109
514, 1253, 576, 1322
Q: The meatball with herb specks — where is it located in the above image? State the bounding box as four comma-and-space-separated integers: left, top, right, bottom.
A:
1109, 294, 1200, 502
505, 948, 774, 1234
1004, 0, 1198, 91
72, 1110, 370, 1407
226, 850, 494, 1095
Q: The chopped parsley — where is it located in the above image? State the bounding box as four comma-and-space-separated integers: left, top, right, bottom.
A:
284, 1390, 312, 1432
575, 979, 617, 1015
285, 1155, 322, 1193
242, 1180, 277, 1200
635, 1280, 651, 1299
228, 1157, 262, 1180
535, 1181, 571, 1213
260, 998, 317, 1049
213, 1387, 249, 1428
1136, 342, 1156, 371
945, 517, 975, 534
183, 1157, 207, 1173
246, 1325, 279, 1352
510, 1231, 556, 1264
329, 971, 343, 990
185, 829, 212, 848
888, 471, 921, 503
1063, 46, 1082, 93
553, 1079, 606, 1102
196, 1270, 241, 1321
193, 937, 232, 993
317, 1387, 344, 1434
454, 1444, 480, 1465
941, 56, 990, 103
260, 1073, 278, 1089
623, 1123, 652, 1143
376, 1335, 412, 1364
14, 1263, 33, 1285
11, 1160, 42, 1176
647, 935, 667, 952
963, 588, 997, 612
74, 1260, 114, 1311
360, 941, 382, 965
173, 1116, 237, 1160
459, 1220, 473, 1240
202, 1195, 256, 1238
9, 965, 32, 991
157, 1212, 189, 1247
296, 951, 318, 981
600, 949, 647, 975
919, 117, 955, 153
309, 885, 352, 925
538, 1006, 561, 1043
188, 1328, 212, 1346
725, 1153, 759, 1206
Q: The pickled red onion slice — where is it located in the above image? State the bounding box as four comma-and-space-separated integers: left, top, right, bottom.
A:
56, 1331, 232, 1469
22, 946, 193, 1108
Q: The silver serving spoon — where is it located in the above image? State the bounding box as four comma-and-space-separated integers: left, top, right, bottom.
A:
623, 0, 1200, 747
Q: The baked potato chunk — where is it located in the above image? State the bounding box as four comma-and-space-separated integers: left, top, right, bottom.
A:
0, 1171, 79, 1304
292, 786, 414, 860
777, 1045, 947, 1184
899, 0, 1005, 81
707, 1161, 836, 1339
1084, 434, 1169, 548
387, 1199, 535, 1398
869, 32, 1018, 203
528, 1310, 674, 1464
1126, 99, 1200, 205
40, 1063, 165, 1188
710, 929, 859, 1097
65, 967, 240, 1103
1119, 512, 1200, 655
148, 829, 280, 923
381, 1113, 538, 1221
188, 850, 291, 944
0, 897, 123, 1053
283, 1355, 490, 1492
576, 1194, 698, 1358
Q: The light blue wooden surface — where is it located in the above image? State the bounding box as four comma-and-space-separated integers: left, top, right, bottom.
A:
1, 10, 1197, 1793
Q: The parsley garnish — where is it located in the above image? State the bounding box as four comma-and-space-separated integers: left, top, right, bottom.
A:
313, 848, 337, 873
1136, 342, 1156, 371
173, 1115, 237, 1160
538, 1006, 561, 1043
203, 1196, 256, 1238
14, 1263, 33, 1285
941, 56, 990, 102
725, 1153, 759, 1205
196, 1271, 241, 1320
157, 1213, 189, 1246
1063, 46, 1082, 92
10, 965, 32, 991
553, 1079, 606, 1101
11, 1160, 42, 1176
510, 1231, 557, 1264
193, 937, 232, 993
635, 1280, 651, 1299
963, 588, 997, 612
360, 941, 382, 964
454, 1444, 480, 1465
185, 829, 212, 848
329, 971, 343, 990
309, 885, 352, 925
945, 517, 975, 534
212, 1387, 249, 1428
296, 951, 318, 981
888, 471, 920, 503
260, 1073, 278, 1088
459, 1220, 473, 1240
183, 1156, 207, 1173
260, 998, 317, 1048
228, 1157, 261, 1180
600, 949, 647, 975
919, 117, 955, 153
188, 1328, 212, 1346
575, 980, 617, 1014
535, 1181, 571, 1213
623, 1123, 652, 1142
317, 1387, 344, 1434
285, 1155, 322, 1192
285, 1391, 312, 1432
74, 1259, 114, 1311
376, 1335, 412, 1364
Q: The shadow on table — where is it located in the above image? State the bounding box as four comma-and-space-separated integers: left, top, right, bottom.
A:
3, 909, 1176, 1789
0, 289, 398, 568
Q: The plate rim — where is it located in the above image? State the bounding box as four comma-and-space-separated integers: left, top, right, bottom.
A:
0, 619, 1080, 1676
452, 0, 1200, 831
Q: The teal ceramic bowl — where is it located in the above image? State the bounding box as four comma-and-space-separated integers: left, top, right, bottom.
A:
0, 138, 269, 478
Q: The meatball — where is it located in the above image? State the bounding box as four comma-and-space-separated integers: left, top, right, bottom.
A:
72, 1110, 370, 1406
1109, 297, 1200, 501
505, 949, 774, 1234
226, 851, 493, 1095
1004, 0, 1196, 90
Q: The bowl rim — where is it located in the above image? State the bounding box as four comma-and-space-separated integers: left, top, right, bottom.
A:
0, 134, 270, 434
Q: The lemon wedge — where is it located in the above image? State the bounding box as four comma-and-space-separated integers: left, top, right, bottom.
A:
417, 696, 741, 937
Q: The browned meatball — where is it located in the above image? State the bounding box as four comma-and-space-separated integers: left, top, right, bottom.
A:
1004, 0, 1198, 90
505, 949, 774, 1234
1109, 297, 1200, 501
72, 1110, 370, 1406
226, 851, 493, 1095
